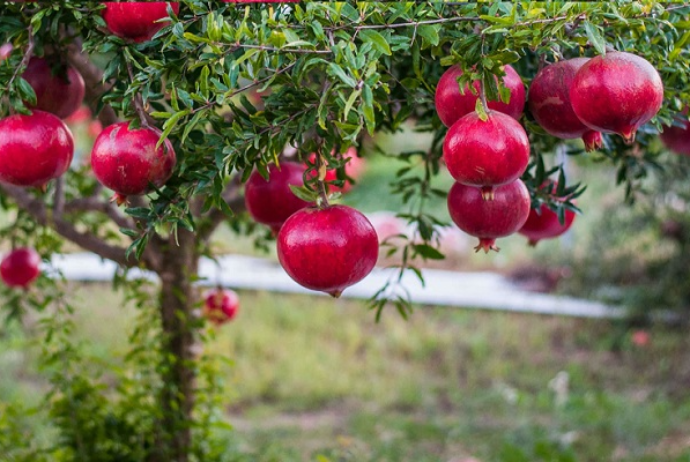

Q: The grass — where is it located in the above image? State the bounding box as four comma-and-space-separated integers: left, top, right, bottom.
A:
3, 283, 690, 461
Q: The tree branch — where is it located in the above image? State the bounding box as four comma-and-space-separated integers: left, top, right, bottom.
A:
0, 184, 149, 269
64, 197, 135, 230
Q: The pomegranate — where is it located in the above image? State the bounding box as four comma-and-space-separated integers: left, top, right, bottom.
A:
204, 288, 239, 325
528, 58, 602, 151
570, 51, 663, 143
22, 57, 85, 119
519, 204, 576, 246
435, 64, 525, 127
0, 111, 74, 187
277, 205, 379, 297
90, 122, 176, 204
245, 162, 313, 234
0, 248, 41, 288
443, 110, 530, 199
447, 180, 530, 253
660, 112, 690, 156
103, 2, 180, 43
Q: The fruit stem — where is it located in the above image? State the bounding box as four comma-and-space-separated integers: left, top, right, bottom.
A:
125, 58, 150, 128
313, 147, 330, 208
480, 185, 495, 201
479, 77, 490, 114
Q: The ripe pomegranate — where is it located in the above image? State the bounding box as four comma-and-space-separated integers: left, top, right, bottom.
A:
204, 288, 239, 325
245, 162, 313, 234
570, 51, 663, 143
277, 205, 379, 297
447, 180, 530, 253
519, 204, 576, 247
443, 110, 530, 199
435, 64, 525, 127
0, 248, 41, 288
91, 122, 176, 204
22, 57, 85, 119
0, 111, 74, 187
660, 111, 690, 156
528, 58, 602, 151
102, 2, 180, 43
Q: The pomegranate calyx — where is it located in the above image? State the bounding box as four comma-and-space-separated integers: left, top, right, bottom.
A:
110, 193, 129, 207
474, 238, 500, 254
329, 289, 343, 298
481, 186, 495, 201
582, 130, 603, 152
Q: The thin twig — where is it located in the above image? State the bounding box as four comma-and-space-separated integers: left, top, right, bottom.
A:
126, 58, 150, 128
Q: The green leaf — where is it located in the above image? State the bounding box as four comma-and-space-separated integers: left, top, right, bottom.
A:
416, 25, 439, 46
584, 21, 607, 55
328, 63, 356, 88
288, 185, 319, 202
361, 84, 376, 134
359, 29, 392, 56
412, 244, 445, 260
343, 88, 361, 120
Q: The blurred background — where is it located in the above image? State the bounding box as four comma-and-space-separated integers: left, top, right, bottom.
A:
3, 114, 690, 462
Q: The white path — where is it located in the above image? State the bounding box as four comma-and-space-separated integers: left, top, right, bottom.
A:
46, 253, 623, 319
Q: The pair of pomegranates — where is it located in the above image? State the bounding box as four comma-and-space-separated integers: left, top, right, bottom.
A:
244, 153, 378, 297
529, 52, 664, 148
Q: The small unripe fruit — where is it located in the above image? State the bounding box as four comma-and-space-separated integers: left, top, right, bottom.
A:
0, 248, 41, 288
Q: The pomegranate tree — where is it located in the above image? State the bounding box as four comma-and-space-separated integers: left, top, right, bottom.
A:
570, 51, 664, 143
277, 205, 379, 297
528, 58, 602, 151
203, 288, 240, 325
244, 162, 313, 234
0, 248, 41, 288
435, 64, 525, 127
447, 180, 531, 253
90, 122, 176, 204
22, 57, 85, 119
0, 111, 74, 187
443, 110, 530, 199
102, 1, 180, 43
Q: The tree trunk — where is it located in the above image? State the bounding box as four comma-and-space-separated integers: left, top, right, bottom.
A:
151, 229, 199, 462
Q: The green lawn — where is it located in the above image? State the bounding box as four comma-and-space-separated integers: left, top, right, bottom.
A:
2, 283, 690, 461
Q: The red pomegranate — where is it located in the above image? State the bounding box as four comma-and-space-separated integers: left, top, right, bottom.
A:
0, 248, 41, 288
22, 57, 85, 119
277, 205, 379, 297
204, 288, 239, 325
90, 122, 176, 204
447, 180, 530, 253
103, 2, 180, 43
435, 64, 525, 127
660, 111, 690, 156
245, 162, 313, 234
570, 51, 663, 143
528, 58, 602, 151
0, 111, 74, 187
519, 203, 576, 246
443, 110, 530, 199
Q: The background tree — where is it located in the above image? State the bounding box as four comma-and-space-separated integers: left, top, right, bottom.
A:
0, 1, 689, 461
